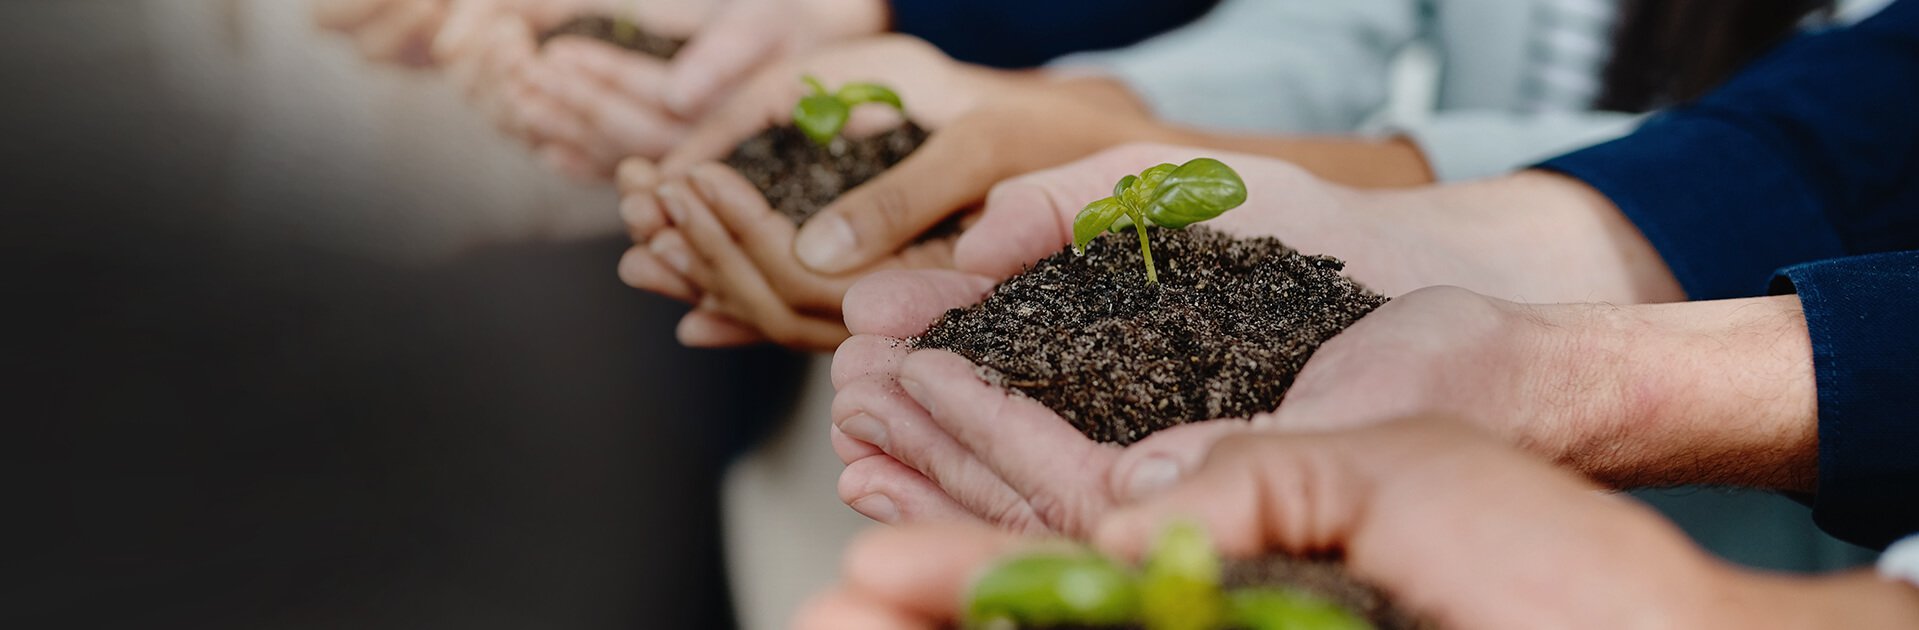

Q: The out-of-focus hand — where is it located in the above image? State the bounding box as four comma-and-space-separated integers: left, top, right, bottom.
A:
760, 79, 1177, 277
510, 36, 692, 179
654, 34, 1029, 175
657, 0, 888, 118
615, 161, 957, 351
802, 420, 1854, 630
314, 0, 452, 67
792, 523, 1023, 630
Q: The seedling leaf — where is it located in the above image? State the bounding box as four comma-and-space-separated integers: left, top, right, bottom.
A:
1144, 158, 1247, 229
1074, 197, 1129, 255
794, 93, 851, 146
792, 76, 907, 147
836, 82, 904, 111
967, 552, 1140, 627
1140, 522, 1224, 630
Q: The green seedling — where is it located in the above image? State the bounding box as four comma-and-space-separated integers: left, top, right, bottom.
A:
612, 0, 641, 45
1072, 158, 1248, 284
793, 75, 905, 147
1140, 522, 1225, 630
965, 523, 1372, 630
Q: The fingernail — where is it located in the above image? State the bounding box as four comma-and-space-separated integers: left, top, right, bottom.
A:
651, 239, 691, 274
794, 214, 857, 271
658, 184, 689, 224
1125, 456, 1182, 501
897, 376, 934, 415
838, 414, 890, 452
850, 494, 900, 524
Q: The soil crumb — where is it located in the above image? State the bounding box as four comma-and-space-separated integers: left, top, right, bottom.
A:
539, 15, 684, 59
913, 227, 1385, 446
722, 123, 929, 224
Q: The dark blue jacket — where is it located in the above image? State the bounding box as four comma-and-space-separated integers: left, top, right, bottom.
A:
1540, 0, 1919, 549
892, 0, 1219, 68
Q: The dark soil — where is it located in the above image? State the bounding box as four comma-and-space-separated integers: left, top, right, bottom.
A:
538, 15, 684, 59
1022, 556, 1431, 630
913, 227, 1386, 446
721, 123, 930, 225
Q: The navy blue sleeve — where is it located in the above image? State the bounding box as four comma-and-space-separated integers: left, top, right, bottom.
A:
890, 0, 1219, 68
1537, 0, 1919, 300
1769, 251, 1919, 550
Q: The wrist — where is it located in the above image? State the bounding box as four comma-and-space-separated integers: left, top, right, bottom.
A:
1538, 295, 1818, 490
1716, 570, 1919, 629
1434, 171, 1684, 304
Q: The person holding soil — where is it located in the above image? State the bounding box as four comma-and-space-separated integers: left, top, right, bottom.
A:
316, 0, 1218, 177
615, 0, 1884, 348
832, 0, 1919, 550
794, 420, 1919, 629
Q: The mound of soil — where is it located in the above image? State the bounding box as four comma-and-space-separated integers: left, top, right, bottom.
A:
721, 123, 930, 224
538, 15, 684, 59
1023, 556, 1430, 630
913, 227, 1385, 446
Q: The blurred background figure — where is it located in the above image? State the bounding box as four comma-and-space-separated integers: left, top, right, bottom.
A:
4, 2, 801, 628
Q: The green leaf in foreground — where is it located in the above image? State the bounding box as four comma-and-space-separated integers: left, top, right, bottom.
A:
967, 552, 1140, 628
1140, 522, 1225, 630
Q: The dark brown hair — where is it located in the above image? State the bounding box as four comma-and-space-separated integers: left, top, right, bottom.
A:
1598, 0, 1836, 112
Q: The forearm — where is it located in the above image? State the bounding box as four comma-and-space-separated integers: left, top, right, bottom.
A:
1723, 570, 1919, 629
1177, 131, 1436, 188
1541, 295, 1818, 491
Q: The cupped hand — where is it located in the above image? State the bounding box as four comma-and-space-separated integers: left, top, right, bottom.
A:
828, 143, 1692, 533
617, 162, 957, 352
511, 36, 693, 178
656, 0, 889, 118
314, 0, 451, 67
800, 420, 1773, 630
655, 34, 1026, 175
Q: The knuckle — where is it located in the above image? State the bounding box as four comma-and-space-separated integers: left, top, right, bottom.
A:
984, 498, 1049, 535
1024, 492, 1092, 537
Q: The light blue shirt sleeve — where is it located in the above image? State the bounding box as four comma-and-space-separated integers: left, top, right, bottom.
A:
1049, 0, 1421, 134
1399, 110, 1642, 182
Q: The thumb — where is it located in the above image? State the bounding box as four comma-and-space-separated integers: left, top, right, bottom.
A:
662, 4, 780, 118
1092, 431, 1377, 562
793, 131, 1003, 274
1106, 420, 1258, 505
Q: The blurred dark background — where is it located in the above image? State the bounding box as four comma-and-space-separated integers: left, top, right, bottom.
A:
3, 2, 801, 628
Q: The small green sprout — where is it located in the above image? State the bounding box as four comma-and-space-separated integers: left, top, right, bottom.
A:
1141, 522, 1225, 630
964, 523, 1373, 630
612, 0, 641, 45
1072, 158, 1248, 284
793, 75, 905, 147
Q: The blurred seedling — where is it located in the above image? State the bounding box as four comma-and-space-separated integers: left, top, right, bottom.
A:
966, 522, 1372, 630
792, 75, 906, 147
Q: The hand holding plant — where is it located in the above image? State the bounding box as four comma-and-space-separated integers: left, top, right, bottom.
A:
803, 420, 1762, 630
